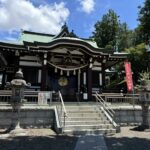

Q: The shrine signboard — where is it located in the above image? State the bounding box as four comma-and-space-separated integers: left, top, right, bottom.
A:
38, 92, 51, 105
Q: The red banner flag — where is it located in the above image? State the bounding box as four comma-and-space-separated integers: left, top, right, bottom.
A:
124, 61, 133, 92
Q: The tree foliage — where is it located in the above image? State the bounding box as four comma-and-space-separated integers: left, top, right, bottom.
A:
138, 0, 150, 42
92, 10, 133, 51
91, 5, 150, 85
125, 43, 149, 83
117, 23, 134, 51
92, 9, 119, 49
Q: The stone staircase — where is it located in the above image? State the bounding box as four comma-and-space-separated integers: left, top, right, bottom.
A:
61, 103, 117, 135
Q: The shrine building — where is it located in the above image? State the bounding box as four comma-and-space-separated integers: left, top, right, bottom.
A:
0, 24, 127, 101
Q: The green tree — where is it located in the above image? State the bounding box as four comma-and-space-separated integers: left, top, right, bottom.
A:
92, 10, 133, 51
131, 27, 143, 45
125, 43, 149, 83
92, 9, 119, 49
138, 0, 150, 42
117, 23, 133, 51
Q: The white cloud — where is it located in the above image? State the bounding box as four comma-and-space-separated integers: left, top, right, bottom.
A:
78, 0, 95, 14
0, 0, 70, 34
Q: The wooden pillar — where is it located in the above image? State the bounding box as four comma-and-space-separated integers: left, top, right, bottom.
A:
102, 63, 106, 89
87, 68, 92, 100
1, 69, 6, 89
15, 50, 20, 72
41, 53, 47, 91
78, 70, 81, 93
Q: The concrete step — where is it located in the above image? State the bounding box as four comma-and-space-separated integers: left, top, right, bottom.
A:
63, 128, 116, 135
63, 120, 110, 125
64, 102, 97, 106
64, 124, 113, 130
62, 117, 108, 121
65, 105, 98, 109
65, 106, 102, 111
66, 112, 102, 118
57, 104, 117, 135
66, 109, 98, 112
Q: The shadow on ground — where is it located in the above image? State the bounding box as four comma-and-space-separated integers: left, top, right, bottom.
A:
105, 137, 150, 150
0, 134, 78, 150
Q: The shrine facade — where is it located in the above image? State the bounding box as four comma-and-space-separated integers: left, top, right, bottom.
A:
0, 25, 127, 101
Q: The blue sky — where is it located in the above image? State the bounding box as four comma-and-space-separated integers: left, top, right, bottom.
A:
0, 0, 145, 41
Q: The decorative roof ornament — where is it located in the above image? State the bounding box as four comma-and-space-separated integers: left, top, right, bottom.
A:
61, 22, 67, 30
69, 30, 77, 38
55, 23, 78, 38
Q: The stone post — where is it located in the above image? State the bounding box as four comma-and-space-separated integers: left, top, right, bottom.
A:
137, 78, 150, 130
8, 69, 30, 135
141, 103, 149, 128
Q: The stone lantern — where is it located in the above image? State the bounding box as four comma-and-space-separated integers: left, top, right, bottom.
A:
137, 77, 150, 130
8, 69, 30, 135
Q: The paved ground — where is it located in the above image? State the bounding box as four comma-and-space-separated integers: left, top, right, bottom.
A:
0, 126, 150, 150
74, 134, 107, 150
105, 126, 150, 150
0, 129, 78, 150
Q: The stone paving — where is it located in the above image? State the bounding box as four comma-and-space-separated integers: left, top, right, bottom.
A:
0, 126, 150, 150
0, 129, 78, 150
74, 134, 107, 150
105, 126, 150, 150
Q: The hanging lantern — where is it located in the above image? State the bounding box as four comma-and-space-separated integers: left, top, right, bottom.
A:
78, 69, 81, 74
55, 68, 58, 73
67, 70, 70, 76
73, 70, 76, 75
89, 62, 93, 68
60, 70, 63, 75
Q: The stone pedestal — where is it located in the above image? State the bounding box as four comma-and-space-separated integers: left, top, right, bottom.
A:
137, 80, 150, 130
141, 104, 149, 128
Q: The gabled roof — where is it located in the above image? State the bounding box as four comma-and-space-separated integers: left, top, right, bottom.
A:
17, 24, 99, 49
0, 24, 127, 61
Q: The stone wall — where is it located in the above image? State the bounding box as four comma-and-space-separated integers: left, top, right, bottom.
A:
0, 105, 149, 128
114, 107, 150, 125
0, 106, 55, 128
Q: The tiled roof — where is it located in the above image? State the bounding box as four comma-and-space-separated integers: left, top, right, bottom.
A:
19, 30, 54, 43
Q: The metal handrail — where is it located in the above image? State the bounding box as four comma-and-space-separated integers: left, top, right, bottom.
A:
94, 92, 120, 132
57, 91, 68, 129
95, 92, 115, 117
58, 91, 68, 118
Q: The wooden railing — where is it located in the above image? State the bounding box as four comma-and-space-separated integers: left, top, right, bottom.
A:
103, 93, 140, 105
0, 90, 39, 104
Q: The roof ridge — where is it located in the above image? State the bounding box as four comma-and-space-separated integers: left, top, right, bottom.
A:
22, 30, 55, 37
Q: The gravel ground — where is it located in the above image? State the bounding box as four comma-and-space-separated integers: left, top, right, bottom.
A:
105, 126, 150, 150
0, 129, 78, 150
